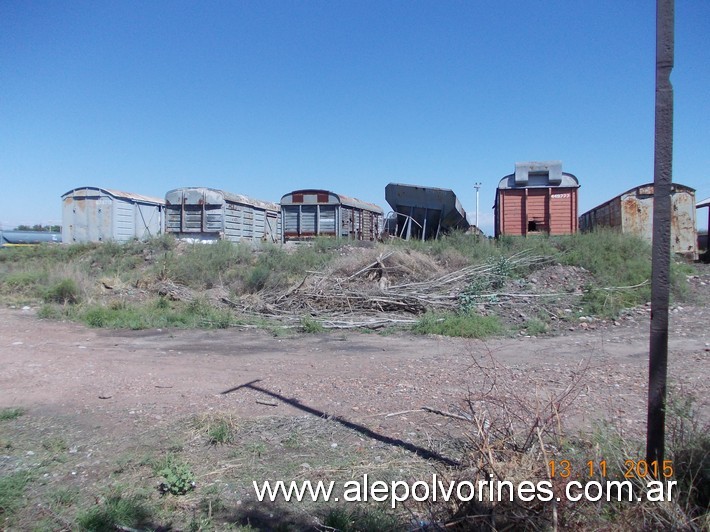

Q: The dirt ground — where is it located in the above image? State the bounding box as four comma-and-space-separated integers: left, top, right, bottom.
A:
2, 272, 708, 437
1, 265, 709, 529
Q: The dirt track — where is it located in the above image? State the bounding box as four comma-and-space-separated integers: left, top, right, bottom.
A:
2, 274, 708, 441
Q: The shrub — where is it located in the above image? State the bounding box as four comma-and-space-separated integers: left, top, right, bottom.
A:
43, 278, 80, 304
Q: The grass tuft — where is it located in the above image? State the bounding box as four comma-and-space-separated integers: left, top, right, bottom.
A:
413, 311, 503, 338
0, 407, 25, 420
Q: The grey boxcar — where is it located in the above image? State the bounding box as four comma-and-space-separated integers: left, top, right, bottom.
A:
62, 187, 165, 243
579, 183, 697, 259
280, 189, 383, 242
165, 187, 281, 243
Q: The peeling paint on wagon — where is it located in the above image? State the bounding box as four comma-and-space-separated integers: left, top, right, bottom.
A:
579, 183, 697, 260
61, 187, 165, 243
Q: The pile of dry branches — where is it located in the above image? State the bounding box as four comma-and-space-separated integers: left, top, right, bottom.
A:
229, 249, 552, 327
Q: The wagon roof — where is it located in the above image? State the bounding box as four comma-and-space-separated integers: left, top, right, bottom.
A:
697, 197, 710, 209
62, 186, 165, 205
282, 189, 383, 214
165, 187, 280, 211
579, 182, 697, 218
497, 172, 580, 189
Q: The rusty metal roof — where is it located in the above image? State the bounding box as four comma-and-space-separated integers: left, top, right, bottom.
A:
62, 186, 165, 205
579, 182, 696, 218
281, 189, 383, 213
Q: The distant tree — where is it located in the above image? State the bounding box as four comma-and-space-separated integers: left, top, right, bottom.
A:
13, 224, 61, 232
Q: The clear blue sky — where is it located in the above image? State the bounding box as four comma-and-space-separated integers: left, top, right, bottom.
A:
1, 1, 708, 235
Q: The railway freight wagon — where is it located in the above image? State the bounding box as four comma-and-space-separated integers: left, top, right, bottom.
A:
0, 230, 61, 248
494, 161, 580, 237
62, 187, 165, 243
385, 183, 469, 240
165, 188, 281, 243
280, 189, 383, 242
579, 183, 697, 259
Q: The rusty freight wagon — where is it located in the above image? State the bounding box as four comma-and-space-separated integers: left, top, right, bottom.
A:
579, 183, 697, 259
280, 189, 383, 242
62, 187, 165, 243
494, 161, 580, 238
165, 188, 281, 244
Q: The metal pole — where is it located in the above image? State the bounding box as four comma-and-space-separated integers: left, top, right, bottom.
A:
474, 182, 481, 229
646, 0, 674, 469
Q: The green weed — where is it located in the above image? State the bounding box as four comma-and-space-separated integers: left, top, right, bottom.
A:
0, 407, 25, 420
76, 493, 153, 531
413, 311, 503, 338
300, 315, 324, 333
524, 317, 548, 336
0, 471, 33, 521
155, 454, 195, 495
42, 278, 80, 304
208, 420, 233, 445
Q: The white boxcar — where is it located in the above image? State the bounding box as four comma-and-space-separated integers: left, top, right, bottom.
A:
165, 187, 281, 244
62, 187, 165, 243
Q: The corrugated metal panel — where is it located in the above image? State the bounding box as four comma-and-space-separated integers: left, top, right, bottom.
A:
319, 205, 337, 234
283, 206, 300, 236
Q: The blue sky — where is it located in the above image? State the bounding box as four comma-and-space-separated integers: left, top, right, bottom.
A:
1, 0, 708, 234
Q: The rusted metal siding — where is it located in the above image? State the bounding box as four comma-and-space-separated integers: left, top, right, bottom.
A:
165, 188, 281, 244
61, 187, 164, 243
494, 162, 580, 237
280, 189, 383, 242
579, 183, 697, 259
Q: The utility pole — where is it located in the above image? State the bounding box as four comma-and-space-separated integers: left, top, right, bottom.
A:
646, 0, 674, 469
474, 182, 482, 229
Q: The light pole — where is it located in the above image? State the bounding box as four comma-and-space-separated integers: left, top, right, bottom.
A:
474, 182, 481, 229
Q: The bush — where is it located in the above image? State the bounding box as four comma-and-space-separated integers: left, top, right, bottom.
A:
43, 278, 80, 304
